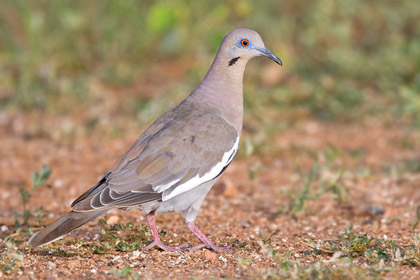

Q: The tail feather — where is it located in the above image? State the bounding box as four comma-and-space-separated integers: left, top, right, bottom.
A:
28, 210, 107, 247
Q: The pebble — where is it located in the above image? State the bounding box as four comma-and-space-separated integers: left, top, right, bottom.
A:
218, 256, 227, 263
106, 215, 120, 224
132, 251, 142, 258
223, 179, 239, 198
47, 261, 57, 269
204, 250, 217, 263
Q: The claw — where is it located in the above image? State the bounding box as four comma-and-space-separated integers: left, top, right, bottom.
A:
141, 213, 191, 252
142, 240, 190, 252
186, 221, 234, 252
188, 242, 233, 252
142, 213, 234, 253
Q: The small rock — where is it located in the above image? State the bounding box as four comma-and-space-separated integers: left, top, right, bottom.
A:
107, 215, 120, 224
203, 250, 217, 263
54, 179, 64, 188
218, 255, 227, 263
364, 204, 385, 216
132, 251, 141, 258
47, 261, 57, 269
223, 179, 239, 198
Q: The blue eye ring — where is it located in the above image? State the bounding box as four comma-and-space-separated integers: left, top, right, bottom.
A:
240, 38, 250, 47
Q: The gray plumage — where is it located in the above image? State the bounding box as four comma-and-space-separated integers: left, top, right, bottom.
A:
29, 28, 282, 250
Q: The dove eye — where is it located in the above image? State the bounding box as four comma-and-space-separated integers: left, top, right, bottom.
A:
240, 39, 250, 47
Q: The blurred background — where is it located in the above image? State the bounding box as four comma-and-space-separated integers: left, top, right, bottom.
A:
1, 0, 419, 142
1, 1, 420, 277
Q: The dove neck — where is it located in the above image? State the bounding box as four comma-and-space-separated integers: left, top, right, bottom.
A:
190, 55, 246, 132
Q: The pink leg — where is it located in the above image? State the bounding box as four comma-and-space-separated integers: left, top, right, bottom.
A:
186, 221, 233, 252
142, 212, 189, 252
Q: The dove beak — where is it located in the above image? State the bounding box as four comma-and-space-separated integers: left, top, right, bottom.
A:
258, 47, 283, 66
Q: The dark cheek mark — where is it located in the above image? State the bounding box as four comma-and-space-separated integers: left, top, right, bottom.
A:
228, 57, 240, 67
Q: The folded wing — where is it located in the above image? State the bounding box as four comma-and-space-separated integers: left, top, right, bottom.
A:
71, 102, 239, 212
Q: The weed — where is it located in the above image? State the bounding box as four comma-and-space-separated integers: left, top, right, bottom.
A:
257, 229, 371, 279
236, 256, 254, 266
13, 164, 51, 227
258, 226, 420, 279
109, 266, 140, 280
403, 158, 420, 173
97, 219, 152, 252
282, 163, 348, 215
0, 1, 418, 128
302, 226, 420, 269
412, 205, 420, 231
257, 230, 283, 264
323, 143, 341, 166
286, 164, 318, 215
46, 219, 152, 256
0, 237, 24, 275
0, 165, 51, 274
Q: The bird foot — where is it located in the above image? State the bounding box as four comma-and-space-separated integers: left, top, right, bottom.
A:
143, 212, 192, 252
189, 242, 234, 252
142, 240, 233, 252
186, 221, 234, 252
142, 240, 191, 252
143, 213, 234, 252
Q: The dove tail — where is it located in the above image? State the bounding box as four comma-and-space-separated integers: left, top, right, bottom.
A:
28, 210, 107, 247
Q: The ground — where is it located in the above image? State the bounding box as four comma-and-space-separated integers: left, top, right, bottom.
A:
1, 1, 419, 279
1, 111, 420, 279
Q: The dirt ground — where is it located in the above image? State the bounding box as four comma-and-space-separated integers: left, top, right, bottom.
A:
1, 111, 420, 279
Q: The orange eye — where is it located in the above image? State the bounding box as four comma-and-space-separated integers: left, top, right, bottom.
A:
240, 39, 249, 47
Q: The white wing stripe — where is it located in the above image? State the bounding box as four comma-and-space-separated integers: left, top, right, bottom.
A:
150, 178, 182, 193
161, 137, 239, 201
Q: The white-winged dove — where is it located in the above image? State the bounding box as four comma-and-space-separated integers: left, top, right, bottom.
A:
28, 29, 282, 252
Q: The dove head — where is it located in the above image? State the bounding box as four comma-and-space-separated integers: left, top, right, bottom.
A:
192, 29, 282, 132
218, 29, 282, 67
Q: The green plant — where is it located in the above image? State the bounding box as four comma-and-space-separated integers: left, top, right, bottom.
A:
258, 226, 420, 279
412, 205, 420, 231
283, 163, 348, 215
0, 237, 24, 275
14, 164, 51, 227
87, 219, 152, 254
1, 0, 418, 128
109, 266, 140, 280
302, 226, 420, 268
38, 218, 155, 257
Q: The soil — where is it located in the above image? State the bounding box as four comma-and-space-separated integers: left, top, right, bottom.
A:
1, 111, 420, 279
